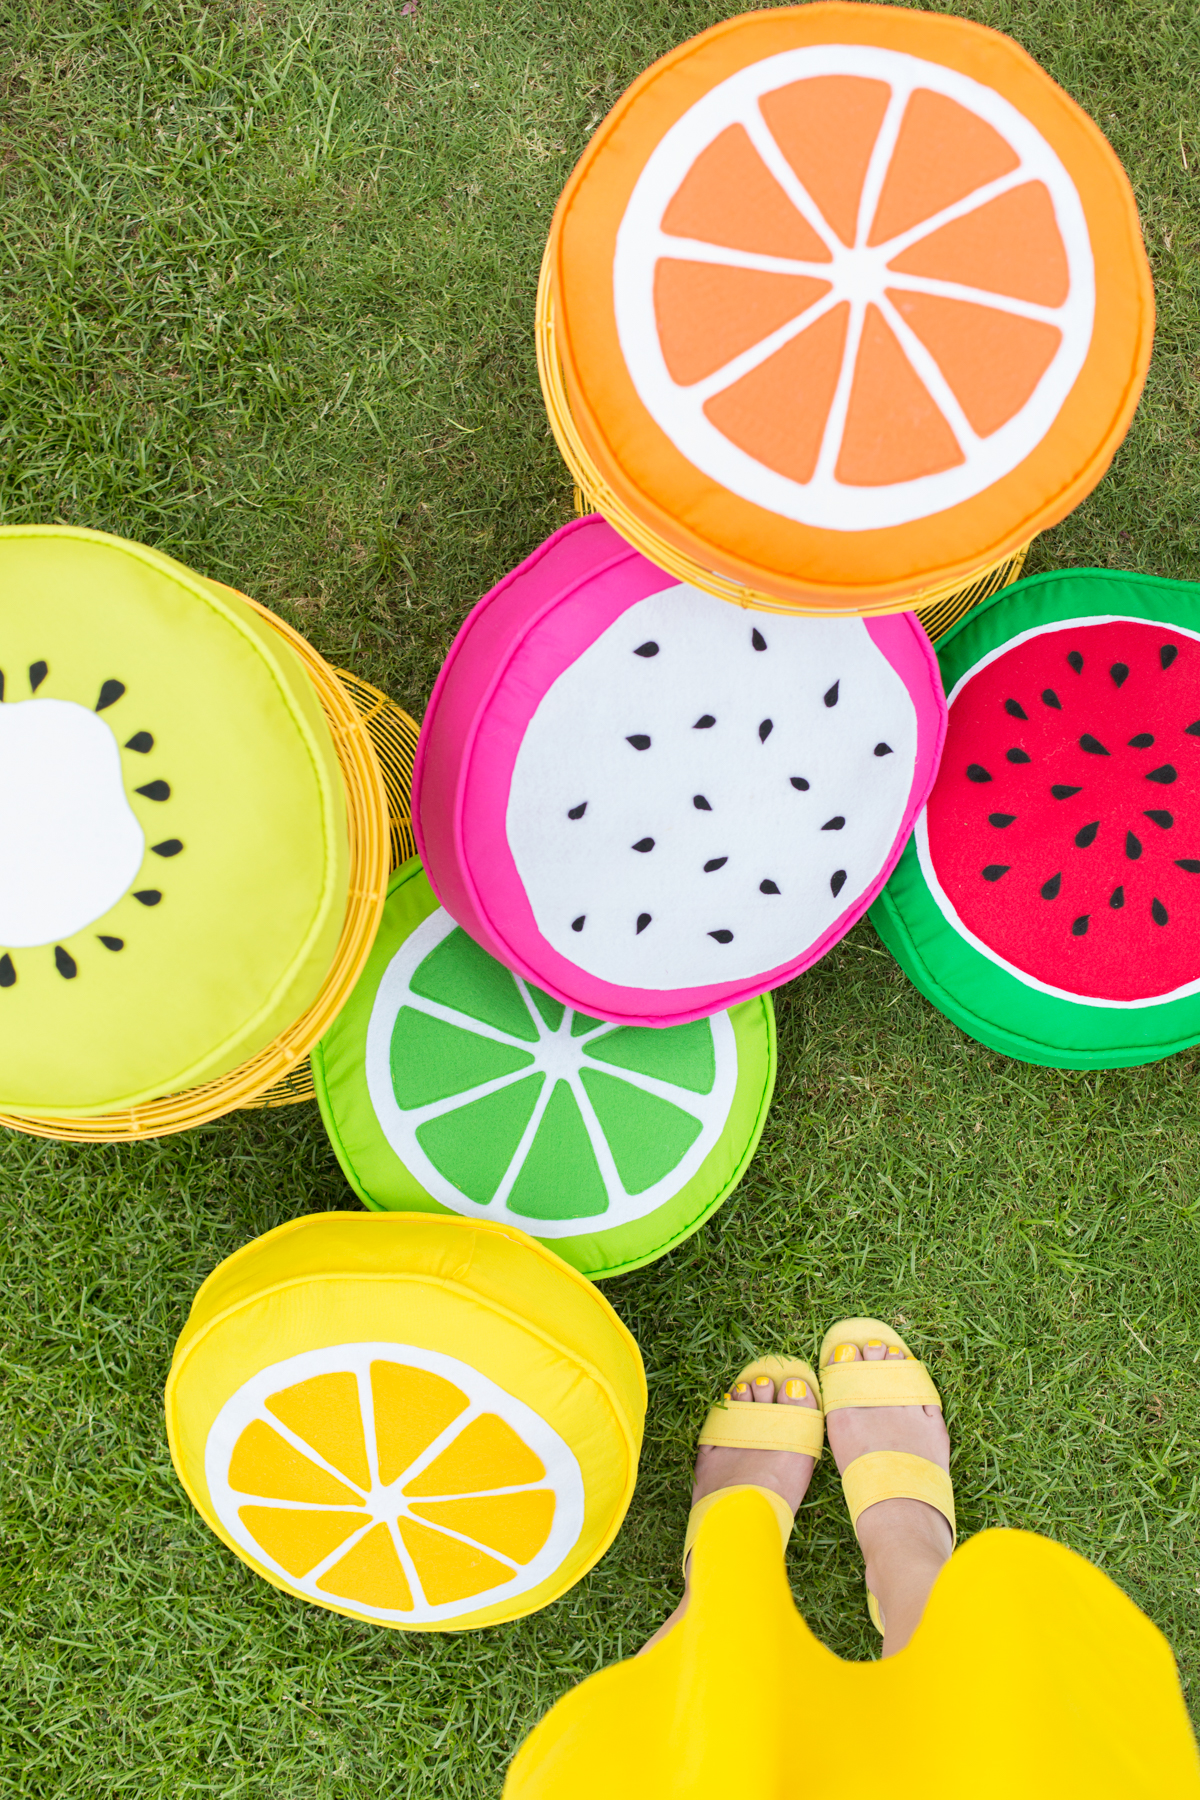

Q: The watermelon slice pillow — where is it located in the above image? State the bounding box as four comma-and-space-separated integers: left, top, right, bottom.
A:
872, 569, 1200, 1068
413, 517, 946, 1026
312, 857, 776, 1280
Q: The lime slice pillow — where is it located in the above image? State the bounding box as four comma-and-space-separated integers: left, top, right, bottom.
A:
0, 526, 349, 1113
872, 569, 1200, 1067
166, 1212, 646, 1631
312, 858, 776, 1278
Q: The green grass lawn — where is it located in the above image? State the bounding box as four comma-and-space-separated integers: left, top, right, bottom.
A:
3, 0, 1200, 1792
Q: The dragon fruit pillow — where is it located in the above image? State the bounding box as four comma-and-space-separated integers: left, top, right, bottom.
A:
413, 518, 946, 1026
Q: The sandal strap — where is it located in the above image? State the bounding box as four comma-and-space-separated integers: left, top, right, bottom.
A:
683, 1484, 794, 1574
821, 1358, 941, 1413
841, 1450, 956, 1539
698, 1397, 824, 1457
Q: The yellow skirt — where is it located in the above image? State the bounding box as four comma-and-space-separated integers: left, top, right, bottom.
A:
505, 1487, 1199, 1799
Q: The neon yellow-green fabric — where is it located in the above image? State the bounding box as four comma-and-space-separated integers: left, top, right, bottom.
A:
0, 526, 348, 1113
505, 1487, 1200, 1799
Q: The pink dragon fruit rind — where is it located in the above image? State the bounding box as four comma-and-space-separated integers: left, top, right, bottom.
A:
415, 518, 947, 1026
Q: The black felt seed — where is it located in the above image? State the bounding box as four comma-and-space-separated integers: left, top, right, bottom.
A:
874, 742, 893, 757
1072, 915, 1090, 936
125, 731, 153, 753
830, 870, 847, 897
55, 947, 76, 979
0, 670, 5, 701
967, 764, 992, 783
626, 734, 651, 751
1080, 734, 1109, 755
824, 682, 839, 708
1110, 886, 1125, 909
0, 955, 14, 988
752, 629, 767, 652
1067, 651, 1084, 673
1147, 765, 1177, 784
1176, 860, 1200, 874
1126, 831, 1143, 860
709, 929, 734, 943
1145, 811, 1173, 829
634, 641, 659, 657
98, 936, 123, 950
632, 837, 655, 853
1162, 645, 1179, 670
152, 839, 183, 857
1006, 747, 1031, 764
96, 679, 125, 712
822, 816, 846, 831
704, 858, 728, 872
1129, 733, 1154, 748
694, 794, 712, 811
790, 777, 810, 791
28, 661, 47, 692
989, 812, 1016, 827
760, 879, 780, 895
571, 916, 585, 932
982, 865, 1010, 882
1005, 698, 1028, 719
758, 719, 773, 742
1042, 689, 1062, 710
1110, 662, 1130, 687
1187, 721, 1200, 737
1051, 784, 1082, 799
636, 913, 651, 933
1041, 873, 1062, 900
134, 889, 162, 906
693, 715, 716, 729
1075, 821, 1099, 848
136, 780, 170, 801
1152, 897, 1169, 926
568, 802, 587, 820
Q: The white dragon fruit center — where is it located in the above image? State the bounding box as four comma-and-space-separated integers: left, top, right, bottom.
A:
506, 583, 919, 989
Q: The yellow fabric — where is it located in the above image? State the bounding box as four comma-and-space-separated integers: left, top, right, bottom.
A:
698, 1357, 823, 1456
842, 1450, 956, 1538
504, 1487, 1200, 1799
683, 1485, 792, 1573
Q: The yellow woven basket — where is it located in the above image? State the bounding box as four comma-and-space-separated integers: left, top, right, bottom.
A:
537, 250, 1029, 641
0, 603, 419, 1142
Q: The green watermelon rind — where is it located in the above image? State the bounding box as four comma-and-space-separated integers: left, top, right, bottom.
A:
313, 856, 776, 1278
871, 569, 1200, 1070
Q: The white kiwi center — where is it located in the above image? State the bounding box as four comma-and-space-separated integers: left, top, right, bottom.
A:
0, 698, 145, 947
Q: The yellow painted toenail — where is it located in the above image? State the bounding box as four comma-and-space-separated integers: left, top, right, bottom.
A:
784, 1379, 807, 1400
733, 1382, 750, 1397
865, 1339, 883, 1348
754, 1375, 772, 1388
832, 1344, 857, 1363
886, 1346, 904, 1359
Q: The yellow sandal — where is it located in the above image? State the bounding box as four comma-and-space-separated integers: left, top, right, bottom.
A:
683, 1356, 824, 1573
820, 1319, 955, 1634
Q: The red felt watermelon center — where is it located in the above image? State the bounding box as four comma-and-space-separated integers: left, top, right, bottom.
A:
926, 619, 1200, 1001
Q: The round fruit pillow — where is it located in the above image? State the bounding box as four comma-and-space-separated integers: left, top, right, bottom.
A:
165, 1212, 645, 1631
541, 3, 1153, 615
413, 516, 945, 1027
312, 858, 775, 1279
872, 570, 1200, 1068
0, 526, 349, 1115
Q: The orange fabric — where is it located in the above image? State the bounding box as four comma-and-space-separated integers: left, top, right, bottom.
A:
505, 1488, 1200, 1799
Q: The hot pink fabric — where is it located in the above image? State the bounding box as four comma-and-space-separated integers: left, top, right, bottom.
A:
414, 518, 947, 1025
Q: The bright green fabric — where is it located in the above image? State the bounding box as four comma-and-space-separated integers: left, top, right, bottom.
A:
0, 526, 348, 1113
312, 858, 776, 1279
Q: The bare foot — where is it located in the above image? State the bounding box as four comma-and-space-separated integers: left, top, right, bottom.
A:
824, 1334, 952, 1657
640, 1370, 819, 1653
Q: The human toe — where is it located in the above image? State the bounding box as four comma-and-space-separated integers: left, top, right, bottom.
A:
730, 1379, 753, 1404
779, 1375, 818, 1411
751, 1374, 776, 1403
827, 1341, 861, 1366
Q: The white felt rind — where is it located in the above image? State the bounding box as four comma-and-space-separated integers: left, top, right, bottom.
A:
505, 586, 918, 989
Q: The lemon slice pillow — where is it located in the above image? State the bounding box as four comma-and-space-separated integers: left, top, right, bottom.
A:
0, 526, 349, 1114
312, 857, 776, 1278
165, 1212, 646, 1631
